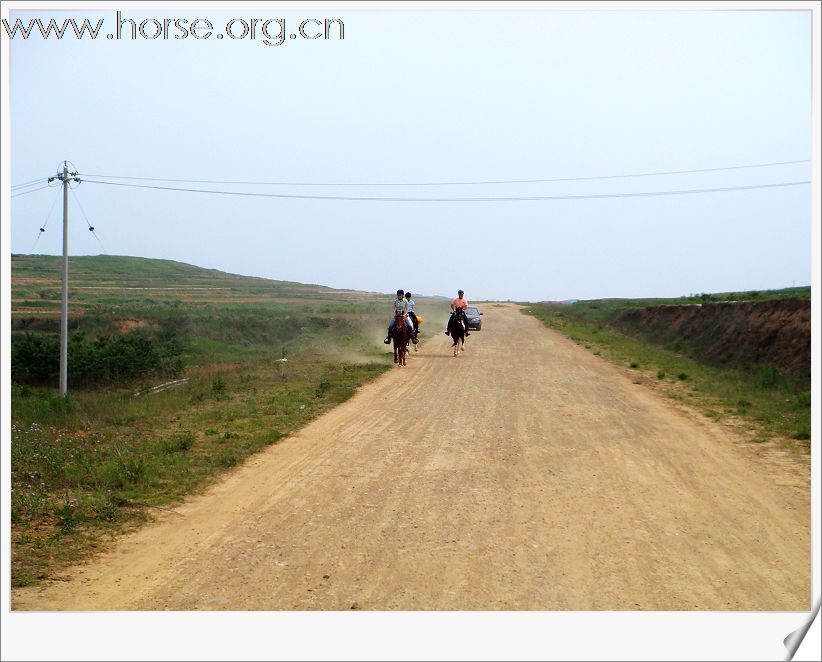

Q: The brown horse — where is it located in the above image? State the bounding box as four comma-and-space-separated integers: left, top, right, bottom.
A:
392, 312, 409, 366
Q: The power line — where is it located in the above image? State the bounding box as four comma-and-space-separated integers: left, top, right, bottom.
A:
11, 184, 51, 198
11, 176, 48, 189
81, 178, 811, 202
80, 159, 811, 188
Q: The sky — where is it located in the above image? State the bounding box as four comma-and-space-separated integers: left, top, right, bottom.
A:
6, 7, 814, 301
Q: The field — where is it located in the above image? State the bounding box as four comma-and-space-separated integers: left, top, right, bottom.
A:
10, 254, 451, 586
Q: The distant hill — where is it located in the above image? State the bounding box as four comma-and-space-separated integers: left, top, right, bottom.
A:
10, 254, 454, 367
11, 254, 388, 316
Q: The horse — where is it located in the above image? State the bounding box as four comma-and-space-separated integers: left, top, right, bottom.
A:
448, 308, 467, 357
392, 312, 409, 366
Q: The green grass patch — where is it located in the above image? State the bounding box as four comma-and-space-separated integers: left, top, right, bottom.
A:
11, 359, 390, 587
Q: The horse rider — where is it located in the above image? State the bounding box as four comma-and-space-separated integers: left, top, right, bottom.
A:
405, 291, 420, 343
384, 289, 415, 344
445, 289, 471, 337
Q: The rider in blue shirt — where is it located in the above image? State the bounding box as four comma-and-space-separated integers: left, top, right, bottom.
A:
405, 291, 419, 343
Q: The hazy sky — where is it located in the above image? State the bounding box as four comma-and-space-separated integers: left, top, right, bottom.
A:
7, 8, 813, 301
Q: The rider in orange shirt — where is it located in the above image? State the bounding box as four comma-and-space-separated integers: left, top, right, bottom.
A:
445, 289, 471, 336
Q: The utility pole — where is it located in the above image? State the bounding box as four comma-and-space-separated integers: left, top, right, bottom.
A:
51, 162, 80, 397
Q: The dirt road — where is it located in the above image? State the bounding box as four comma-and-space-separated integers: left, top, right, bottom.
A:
13, 304, 810, 610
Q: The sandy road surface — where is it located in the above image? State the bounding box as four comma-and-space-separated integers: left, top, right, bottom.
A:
13, 304, 809, 611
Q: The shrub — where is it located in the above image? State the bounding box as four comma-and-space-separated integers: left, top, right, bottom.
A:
795, 391, 811, 408
160, 432, 194, 454
11, 331, 183, 387
792, 426, 811, 441
11, 334, 60, 383
56, 498, 81, 534
755, 365, 785, 390
95, 452, 154, 490
216, 451, 237, 467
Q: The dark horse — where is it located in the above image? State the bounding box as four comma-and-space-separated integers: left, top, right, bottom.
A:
392, 312, 409, 366
447, 308, 467, 357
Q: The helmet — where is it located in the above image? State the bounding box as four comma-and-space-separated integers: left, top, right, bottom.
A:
458, 290, 464, 296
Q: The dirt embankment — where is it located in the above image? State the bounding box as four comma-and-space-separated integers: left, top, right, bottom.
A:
611, 299, 810, 381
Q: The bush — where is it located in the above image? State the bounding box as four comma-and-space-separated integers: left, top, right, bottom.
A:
11, 331, 183, 387
160, 432, 194, 454
11, 334, 60, 383
95, 452, 154, 490
56, 498, 81, 533
795, 391, 811, 408
792, 425, 811, 441
755, 365, 785, 390
216, 450, 237, 467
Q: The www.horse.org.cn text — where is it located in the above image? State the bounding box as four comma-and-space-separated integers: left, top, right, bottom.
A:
1, 12, 346, 48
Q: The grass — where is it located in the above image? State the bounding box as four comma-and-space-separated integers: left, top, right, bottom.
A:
523, 303, 811, 448
10, 359, 391, 587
